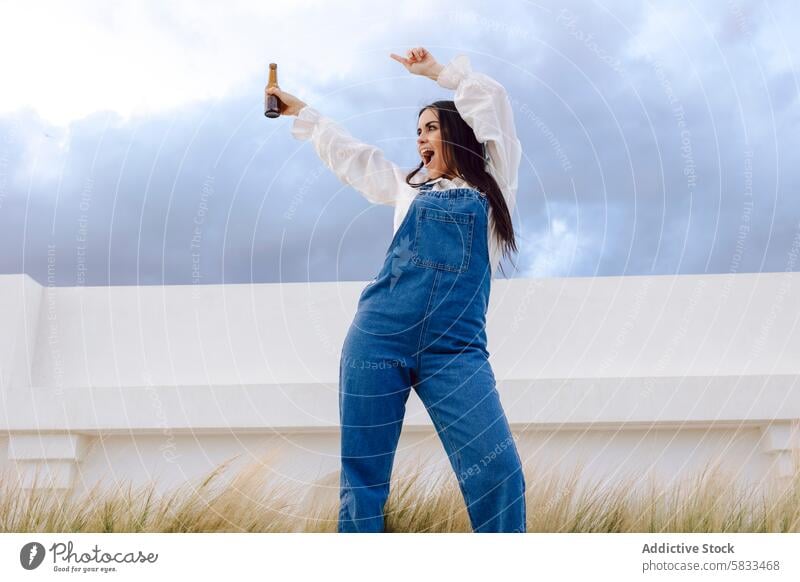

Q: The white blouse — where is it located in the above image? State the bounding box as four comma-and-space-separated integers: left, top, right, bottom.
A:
290, 54, 522, 278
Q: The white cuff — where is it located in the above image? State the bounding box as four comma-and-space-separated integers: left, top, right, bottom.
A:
290, 105, 321, 141
436, 55, 471, 90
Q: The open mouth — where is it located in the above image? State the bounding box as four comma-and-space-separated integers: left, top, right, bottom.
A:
421, 149, 435, 166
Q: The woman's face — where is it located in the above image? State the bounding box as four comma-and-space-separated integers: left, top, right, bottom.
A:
417, 108, 451, 180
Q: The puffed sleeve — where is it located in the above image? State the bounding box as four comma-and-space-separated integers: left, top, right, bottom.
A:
291, 105, 405, 206
436, 55, 522, 210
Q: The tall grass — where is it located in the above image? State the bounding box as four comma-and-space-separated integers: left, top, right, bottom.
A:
1, 455, 798, 533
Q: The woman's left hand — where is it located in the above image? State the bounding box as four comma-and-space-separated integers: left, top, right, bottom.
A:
390, 47, 444, 81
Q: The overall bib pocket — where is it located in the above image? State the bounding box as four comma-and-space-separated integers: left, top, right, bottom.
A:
412, 207, 475, 273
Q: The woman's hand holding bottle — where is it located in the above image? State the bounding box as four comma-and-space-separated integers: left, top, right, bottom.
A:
265, 86, 307, 117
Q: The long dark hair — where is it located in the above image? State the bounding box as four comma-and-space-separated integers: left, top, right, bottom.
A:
405, 100, 517, 276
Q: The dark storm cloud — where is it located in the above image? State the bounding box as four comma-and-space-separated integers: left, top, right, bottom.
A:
1, 0, 797, 286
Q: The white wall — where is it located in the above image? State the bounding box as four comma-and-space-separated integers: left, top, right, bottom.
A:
1, 272, 798, 500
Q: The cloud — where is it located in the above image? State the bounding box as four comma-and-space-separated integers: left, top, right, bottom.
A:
517, 203, 592, 278
0, 0, 435, 126
0, 0, 798, 287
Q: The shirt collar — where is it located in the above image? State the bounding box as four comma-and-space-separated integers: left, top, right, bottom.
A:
426, 175, 469, 188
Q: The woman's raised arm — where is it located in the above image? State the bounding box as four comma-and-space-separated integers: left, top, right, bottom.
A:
290, 105, 405, 206
390, 48, 522, 209
436, 55, 522, 204
266, 85, 404, 206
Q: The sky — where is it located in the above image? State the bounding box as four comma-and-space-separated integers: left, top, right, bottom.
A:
0, 0, 798, 286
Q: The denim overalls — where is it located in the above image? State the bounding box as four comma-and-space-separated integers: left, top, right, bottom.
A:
338, 182, 527, 533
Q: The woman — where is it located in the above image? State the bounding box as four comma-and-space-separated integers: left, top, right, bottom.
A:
267, 47, 526, 533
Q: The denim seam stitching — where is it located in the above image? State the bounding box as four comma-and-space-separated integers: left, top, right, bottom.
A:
339, 470, 356, 530
385, 197, 418, 259
416, 268, 440, 372
424, 400, 475, 529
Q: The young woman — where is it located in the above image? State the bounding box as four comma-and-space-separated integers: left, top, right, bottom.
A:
267, 47, 526, 533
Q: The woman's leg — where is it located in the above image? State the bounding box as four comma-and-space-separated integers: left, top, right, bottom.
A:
415, 349, 527, 532
338, 346, 413, 532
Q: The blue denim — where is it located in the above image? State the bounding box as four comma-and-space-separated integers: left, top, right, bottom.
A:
338, 184, 526, 533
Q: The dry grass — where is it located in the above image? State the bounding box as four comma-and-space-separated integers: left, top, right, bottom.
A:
1, 455, 798, 533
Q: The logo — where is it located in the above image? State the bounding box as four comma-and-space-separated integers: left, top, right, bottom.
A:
20, 542, 46, 570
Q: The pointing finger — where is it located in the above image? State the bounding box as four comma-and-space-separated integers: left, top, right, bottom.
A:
390, 53, 409, 65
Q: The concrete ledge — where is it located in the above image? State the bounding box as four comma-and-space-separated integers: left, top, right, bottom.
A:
760, 421, 800, 478
7, 433, 90, 460
1, 375, 797, 432
7, 433, 90, 490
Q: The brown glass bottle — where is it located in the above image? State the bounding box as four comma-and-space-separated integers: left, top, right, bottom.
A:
264, 63, 281, 118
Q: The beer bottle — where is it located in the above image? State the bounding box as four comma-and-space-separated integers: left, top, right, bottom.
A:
264, 63, 281, 118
